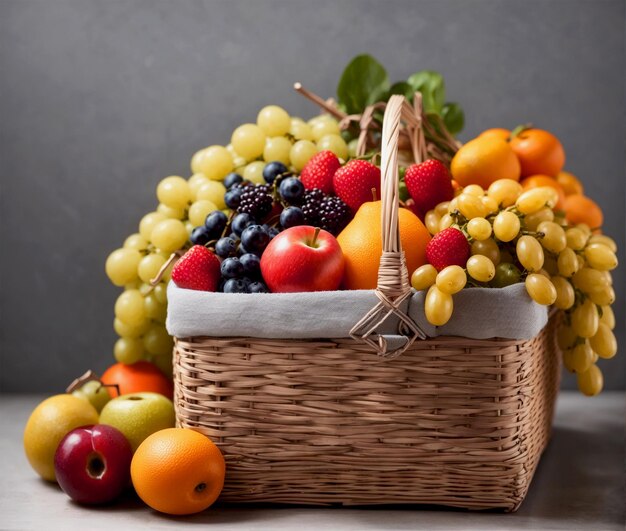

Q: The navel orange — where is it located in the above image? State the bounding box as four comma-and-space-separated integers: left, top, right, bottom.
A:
101, 361, 173, 399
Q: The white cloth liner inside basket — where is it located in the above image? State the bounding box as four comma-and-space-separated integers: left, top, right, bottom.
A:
166, 282, 548, 342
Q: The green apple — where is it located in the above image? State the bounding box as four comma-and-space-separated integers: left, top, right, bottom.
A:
72, 380, 111, 413
99, 392, 175, 452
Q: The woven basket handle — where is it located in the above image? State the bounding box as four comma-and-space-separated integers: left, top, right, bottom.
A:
349, 95, 427, 358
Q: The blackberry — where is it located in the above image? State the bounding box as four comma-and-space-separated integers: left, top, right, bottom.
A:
319, 195, 351, 235
301, 188, 325, 226
238, 184, 274, 220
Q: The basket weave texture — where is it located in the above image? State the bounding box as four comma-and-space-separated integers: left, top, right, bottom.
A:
172, 96, 561, 511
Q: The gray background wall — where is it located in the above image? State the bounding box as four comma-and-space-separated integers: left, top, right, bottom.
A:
1, 0, 624, 392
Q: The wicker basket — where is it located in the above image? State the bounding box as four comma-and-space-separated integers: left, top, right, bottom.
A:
172, 96, 561, 511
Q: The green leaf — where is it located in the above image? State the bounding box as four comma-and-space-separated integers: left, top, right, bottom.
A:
389, 81, 414, 101
337, 55, 390, 115
407, 70, 445, 113
441, 102, 465, 135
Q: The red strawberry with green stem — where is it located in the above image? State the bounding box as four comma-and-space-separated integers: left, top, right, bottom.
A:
333, 159, 381, 213
300, 151, 340, 195
171, 245, 221, 291
404, 159, 454, 216
426, 227, 470, 270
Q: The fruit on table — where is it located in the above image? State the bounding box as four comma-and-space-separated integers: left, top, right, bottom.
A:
260, 226, 344, 292
333, 159, 381, 212
450, 135, 521, 188
71, 380, 111, 413
563, 194, 604, 230
54, 424, 132, 505
99, 392, 175, 452
131, 428, 225, 515
23, 394, 99, 481
101, 361, 173, 399
171, 245, 221, 292
509, 128, 565, 178
337, 200, 430, 290
300, 151, 341, 195
404, 159, 454, 215
425, 227, 470, 271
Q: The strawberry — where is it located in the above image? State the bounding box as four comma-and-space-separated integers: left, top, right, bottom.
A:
426, 227, 470, 270
333, 159, 381, 213
300, 151, 340, 195
404, 159, 454, 216
171, 245, 221, 291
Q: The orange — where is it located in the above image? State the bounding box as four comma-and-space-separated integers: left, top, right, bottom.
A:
450, 135, 521, 188
131, 428, 225, 515
337, 201, 430, 290
521, 175, 567, 211
101, 361, 173, 399
479, 128, 510, 142
564, 195, 603, 230
509, 128, 565, 178
556, 170, 584, 196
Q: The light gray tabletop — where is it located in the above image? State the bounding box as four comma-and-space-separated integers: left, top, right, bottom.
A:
1, 392, 624, 531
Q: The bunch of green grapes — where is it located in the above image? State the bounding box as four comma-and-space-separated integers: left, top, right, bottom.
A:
105, 106, 348, 374
415, 180, 618, 396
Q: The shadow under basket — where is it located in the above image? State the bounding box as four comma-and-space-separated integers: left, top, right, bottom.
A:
173, 313, 561, 512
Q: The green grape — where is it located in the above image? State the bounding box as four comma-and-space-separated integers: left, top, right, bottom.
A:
467, 217, 492, 241
188, 200, 219, 228
487, 179, 522, 207
150, 353, 173, 378
565, 227, 587, 251
543, 254, 558, 276
562, 348, 575, 373
515, 187, 558, 214
257, 105, 291, 136
139, 212, 167, 241
537, 221, 567, 253
115, 289, 147, 327
576, 223, 592, 236
435, 201, 450, 217
231, 124, 266, 161
572, 267, 610, 294
571, 299, 599, 338
114, 317, 149, 339
196, 181, 227, 210
263, 136, 292, 165
188, 173, 210, 200
570, 340, 594, 373
411, 264, 438, 291
114, 337, 144, 364
463, 184, 484, 197
185, 221, 194, 237
481, 195, 499, 215
491, 262, 521, 288
425, 285, 454, 326
192, 145, 233, 180
124, 280, 142, 290
447, 196, 458, 213
588, 234, 617, 253
150, 219, 188, 253
144, 292, 167, 322
525, 273, 557, 305
435, 265, 467, 295
577, 364, 603, 396
157, 176, 191, 209
439, 213, 454, 232
584, 243, 618, 271
589, 323, 617, 359
243, 161, 267, 185
551, 276, 575, 310
105, 248, 141, 286
466, 255, 496, 282
425, 210, 441, 235
316, 134, 348, 159
348, 138, 359, 158
588, 285, 616, 306
157, 203, 186, 220
557, 247, 579, 277
311, 119, 340, 141
190, 148, 205, 174
471, 238, 501, 265
290, 140, 318, 171
599, 305, 615, 330
143, 324, 174, 356
523, 207, 554, 231
137, 253, 167, 284
516, 235, 544, 272
153, 282, 168, 305
123, 233, 149, 251
289, 118, 314, 141
556, 324, 577, 350
493, 211, 521, 242
456, 193, 487, 219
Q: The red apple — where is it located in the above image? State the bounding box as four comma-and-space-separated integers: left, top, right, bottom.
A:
54, 424, 132, 504
260, 226, 344, 292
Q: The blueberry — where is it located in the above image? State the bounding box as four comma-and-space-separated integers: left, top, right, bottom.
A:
225, 187, 245, 209
268, 227, 280, 239
205, 210, 228, 237
221, 257, 244, 279
223, 278, 248, 293
248, 281, 269, 293
190, 226, 211, 245
223, 172, 244, 190
278, 177, 305, 204
215, 237, 238, 258
240, 253, 261, 277
280, 206, 305, 229
241, 225, 270, 253
263, 161, 288, 184
231, 212, 255, 236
